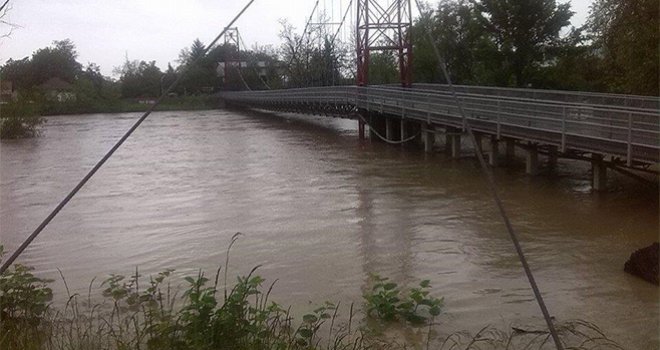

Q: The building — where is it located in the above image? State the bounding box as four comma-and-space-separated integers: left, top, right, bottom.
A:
0, 81, 17, 104
39, 77, 76, 102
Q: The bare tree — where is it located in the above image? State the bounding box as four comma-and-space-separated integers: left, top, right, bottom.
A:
1, 0, 19, 40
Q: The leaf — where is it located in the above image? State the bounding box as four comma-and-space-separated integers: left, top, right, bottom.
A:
420, 279, 431, 288
383, 282, 398, 291
298, 328, 314, 338
302, 314, 318, 324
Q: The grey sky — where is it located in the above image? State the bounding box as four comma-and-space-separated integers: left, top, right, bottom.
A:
1, 0, 594, 77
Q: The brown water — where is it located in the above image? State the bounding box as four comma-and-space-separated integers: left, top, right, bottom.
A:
1, 110, 658, 348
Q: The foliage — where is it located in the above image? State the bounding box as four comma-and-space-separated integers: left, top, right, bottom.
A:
114, 59, 163, 98
2, 39, 82, 90
278, 19, 351, 88
413, 0, 502, 85
0, 243, 625, 350
363, 274, 442, 325
0, 100, 44, 139
0, 246, 54, 349
472, 0, 573, 87
586, 0, 659, 95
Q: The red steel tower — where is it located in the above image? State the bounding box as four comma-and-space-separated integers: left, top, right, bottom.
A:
356, 0, 413, 87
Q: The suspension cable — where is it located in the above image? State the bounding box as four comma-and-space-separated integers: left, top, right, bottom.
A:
412, 1, 564, 349
284, 0, 320, 87
233, 63, 252, 91
236, 31, 271, 90
0, 0, 257, 275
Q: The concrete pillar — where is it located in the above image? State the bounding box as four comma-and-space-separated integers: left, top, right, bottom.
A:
358, 120, 365, 140
450, 134, 461, 158
473, 133, 483, 154
423, 124, 435, 152
489, 136, 499, 166
400, 119, 407, 144
592, 154, 607, 191
505, 138, 516, 161
525, 145, 539, 175
385, 118, 394, 141
548, 145, 558, 169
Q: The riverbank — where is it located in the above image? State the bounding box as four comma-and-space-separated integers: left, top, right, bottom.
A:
38, 95, 220, 116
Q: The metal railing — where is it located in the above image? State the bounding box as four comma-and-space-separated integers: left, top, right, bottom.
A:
220, 85, 660, 164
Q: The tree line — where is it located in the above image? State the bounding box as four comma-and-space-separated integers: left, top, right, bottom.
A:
1, 0, 656, 110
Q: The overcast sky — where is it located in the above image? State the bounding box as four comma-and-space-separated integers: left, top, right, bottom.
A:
0, 0, 594, 77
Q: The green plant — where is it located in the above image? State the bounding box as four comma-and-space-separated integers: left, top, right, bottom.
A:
0, 245, 54, 349
364, 274, 443, 325
0, 101, 45, 139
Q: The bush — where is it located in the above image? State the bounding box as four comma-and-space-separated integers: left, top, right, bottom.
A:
0, 101, 44, 139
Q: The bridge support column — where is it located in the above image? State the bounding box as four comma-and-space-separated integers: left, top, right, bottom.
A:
450, 134, 461, 158
489, 136, 499, 166
423, 124, 435, 152
525, 145, 539, 175
385, 118, 395, 141
473, 133, 483, 154
400, 119, 407, 145
591, 154, 607, 191
358, 120, 366, 140
548, 145, 558, 169
505, 138, 516, 164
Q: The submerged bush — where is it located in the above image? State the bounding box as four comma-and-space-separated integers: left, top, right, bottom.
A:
0, 101, 45, 139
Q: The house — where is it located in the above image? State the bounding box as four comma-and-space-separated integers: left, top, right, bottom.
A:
0, 81, 18, 104
39, 77, 76, 102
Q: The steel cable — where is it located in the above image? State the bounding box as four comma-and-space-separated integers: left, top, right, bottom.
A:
0, 0, 257, 274
355, 113, 420, 144
412, 0, 565, 349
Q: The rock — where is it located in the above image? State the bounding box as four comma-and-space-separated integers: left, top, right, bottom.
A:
624, 242, 659, 285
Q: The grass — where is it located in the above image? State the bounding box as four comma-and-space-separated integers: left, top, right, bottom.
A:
0, 238, 625, 350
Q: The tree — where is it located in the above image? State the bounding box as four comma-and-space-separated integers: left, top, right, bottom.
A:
176, 39, 221, 94
0, 0, 18, 40
587, 0, 658, 95
413, 0, 502, 85
278, 19, 349, 88
473, 0, 573, 87
368, 53, 398, 85
115, 59, 163, 98
30, 39, 82, 84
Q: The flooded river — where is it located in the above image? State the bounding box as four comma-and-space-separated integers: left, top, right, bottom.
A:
1, 110, 658, 348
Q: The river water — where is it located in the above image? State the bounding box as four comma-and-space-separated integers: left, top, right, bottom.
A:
1, 110, 658, 348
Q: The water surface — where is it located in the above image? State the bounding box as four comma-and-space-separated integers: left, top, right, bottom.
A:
1, 110, 658, 348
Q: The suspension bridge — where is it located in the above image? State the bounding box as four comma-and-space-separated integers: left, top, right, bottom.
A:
218, 0, 659, 192
2, 2, 658, 349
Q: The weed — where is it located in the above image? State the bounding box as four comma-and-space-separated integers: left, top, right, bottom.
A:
364, 273, 443, 325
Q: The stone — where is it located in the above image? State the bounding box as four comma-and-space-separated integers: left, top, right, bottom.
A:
624, 242, 659, 285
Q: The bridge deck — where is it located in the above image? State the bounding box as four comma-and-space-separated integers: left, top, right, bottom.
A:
220, 85, 659, 165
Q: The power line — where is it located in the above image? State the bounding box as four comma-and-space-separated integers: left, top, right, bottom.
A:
0, 0, 257, 275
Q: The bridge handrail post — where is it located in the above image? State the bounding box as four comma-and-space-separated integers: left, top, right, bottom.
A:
561, 106, 567, 152
496, 100, 501, 139
426, 94, 431, 124
627, 112, 633, 166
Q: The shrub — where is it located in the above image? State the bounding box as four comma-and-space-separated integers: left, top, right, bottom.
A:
0, 101, 45, 139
